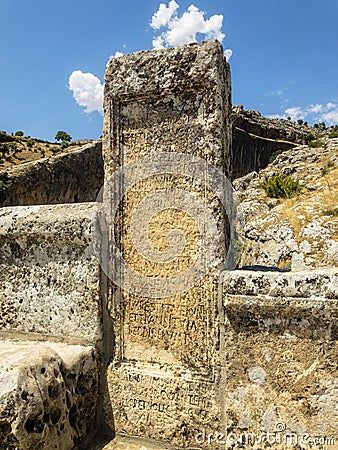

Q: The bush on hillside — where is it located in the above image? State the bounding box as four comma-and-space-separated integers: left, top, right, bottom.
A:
260, 174, 302, 199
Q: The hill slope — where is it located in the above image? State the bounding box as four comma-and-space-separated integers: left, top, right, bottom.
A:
235, 137, 338, 270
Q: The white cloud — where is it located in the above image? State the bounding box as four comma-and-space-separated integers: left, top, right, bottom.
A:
151, 0, 179, 29
284, 106, 305, 121
224, 49, 233, 61
112, 51, 124, 58
152, 35, 165, 49
267, 113, 287, 120
151, 2, 226, 49
68, 70, 103, 114
278, 101, 338, 125
320, 109, 338, 125
307, 104, 323, 114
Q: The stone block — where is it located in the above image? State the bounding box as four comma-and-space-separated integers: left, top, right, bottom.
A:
0, 203, 102, 344
102, 41, 232, 448
0, 340, 98, 449
221, 269, 338, 449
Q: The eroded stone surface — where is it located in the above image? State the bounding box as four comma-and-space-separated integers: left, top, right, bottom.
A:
0, 340, 98, 450
222, 269, 338, 449
0, 203, 102, 344
98, 434, 177, 450
102, 40, 231, 448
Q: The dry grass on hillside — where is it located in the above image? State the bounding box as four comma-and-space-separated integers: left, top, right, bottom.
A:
0, 134, 88, 169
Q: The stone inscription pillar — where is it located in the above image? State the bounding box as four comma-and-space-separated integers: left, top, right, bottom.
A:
102, 40, 232, 448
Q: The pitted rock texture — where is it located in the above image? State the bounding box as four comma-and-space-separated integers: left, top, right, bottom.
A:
0, 141, 103, 207
222, 269, 338, 449
0, 203, 102, 344
235, 137, 338, 270
0, 340, 98, 450
103, 39, 232, 177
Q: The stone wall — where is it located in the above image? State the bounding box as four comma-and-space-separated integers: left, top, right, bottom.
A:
0, 141, 103, 207
221, 269, 338, 449
0, 203, 102, 449
0, 203, 102, 343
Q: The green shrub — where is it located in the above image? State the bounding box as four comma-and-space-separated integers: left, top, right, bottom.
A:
51, 146, 59, 155
305, 133, 316, 143
15, 130, 24, 136
321, 160, 334, 176
308, 139, 323, 148
26, 139, 34, 148
0, 173, 9, 202
328, 130, 338, 138
260, 174, 302, 199
269, 149, 284, 163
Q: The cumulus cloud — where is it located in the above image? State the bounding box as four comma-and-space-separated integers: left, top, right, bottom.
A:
285, 106, 305, 121
279, 102, 338, 125
151, 0, 179, 29
68, 70, 103, 114
151, 2, 226, 49
307, 104, 323, 114
112, 51, 124, 58
320, 109, 338, 125
224, 48, 233, 61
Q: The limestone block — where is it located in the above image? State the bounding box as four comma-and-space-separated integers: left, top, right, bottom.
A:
103, 39, 232, 177
221, 269, 338, 449
0, 203, 102, 344
0, 340, 98, 450
102, 40, 232, 448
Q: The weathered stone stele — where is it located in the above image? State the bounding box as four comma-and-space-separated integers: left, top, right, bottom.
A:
102, 40, 231, 448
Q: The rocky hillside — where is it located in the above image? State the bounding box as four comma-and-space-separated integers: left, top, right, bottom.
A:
0, 131, 91, 168
231, 106, 338, 179
235, 136, 338, 270
0, 141, 103, 206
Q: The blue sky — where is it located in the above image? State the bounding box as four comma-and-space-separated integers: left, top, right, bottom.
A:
1, 0, 337, 141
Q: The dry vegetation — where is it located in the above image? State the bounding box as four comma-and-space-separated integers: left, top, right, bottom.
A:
236, 137, 338, 269
0, 132, 88, 169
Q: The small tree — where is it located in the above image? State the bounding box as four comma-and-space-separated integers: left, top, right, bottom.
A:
15, 131, 24, 136
55, 131, 72, 142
